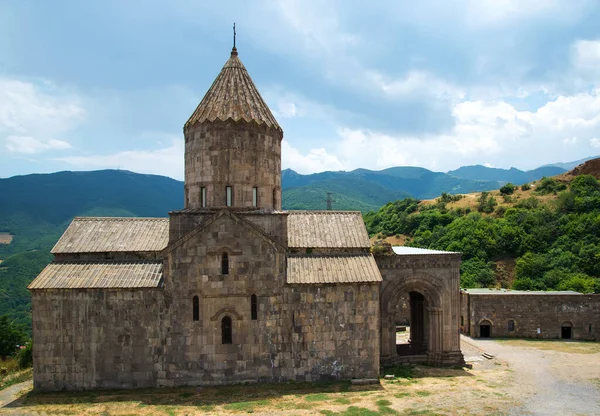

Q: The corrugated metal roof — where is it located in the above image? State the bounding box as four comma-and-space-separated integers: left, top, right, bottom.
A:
28, 261, 163, 289
287, 211, 370, 248
287, 255, 382, 284
185, 48, 281, 131
392, 246, 460, 255
51, 217, 169, 254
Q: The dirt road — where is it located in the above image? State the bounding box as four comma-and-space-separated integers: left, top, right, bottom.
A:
462, 336, 600, 415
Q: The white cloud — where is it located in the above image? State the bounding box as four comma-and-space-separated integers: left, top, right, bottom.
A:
573, 39, 600, 69
367, 70, 465, 101
56, 138, 184, 180
281, 140, 343, 174
463, 0, 584, 26
5, 136, 72, 154
0, 77, 84, 153
285, 88, 600, 173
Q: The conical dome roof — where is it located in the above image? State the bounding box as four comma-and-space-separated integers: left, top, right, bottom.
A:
185, 48, 281, 132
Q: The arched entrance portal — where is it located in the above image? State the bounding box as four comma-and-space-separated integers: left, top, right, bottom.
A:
380, 276, 445, 366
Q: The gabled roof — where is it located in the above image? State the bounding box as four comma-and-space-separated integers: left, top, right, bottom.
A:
51, 217, 169, 254
162, 209, 286, 255
287, 255, 382, 284
287, 211, 370, 248
28, 261, 163, 289
185, 48, 281, 132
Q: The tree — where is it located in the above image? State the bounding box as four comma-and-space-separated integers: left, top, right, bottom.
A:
499, 183, 515, 195
0, 314, 28, 359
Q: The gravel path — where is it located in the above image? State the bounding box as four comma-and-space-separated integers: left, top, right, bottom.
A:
0, 380, 34, 415
462, 336, 600, 416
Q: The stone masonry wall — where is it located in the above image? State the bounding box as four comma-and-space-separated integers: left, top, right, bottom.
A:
184, 120, 282, 210
463, 293, 600, 340
282, 284, 380, 381
162, 212, 289, 386
162, 212, 380, 385
31, 289, 166, 391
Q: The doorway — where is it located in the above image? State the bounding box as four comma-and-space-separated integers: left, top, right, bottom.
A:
396, 291, 427, 356
561, 324, 572, 339
480, 321, 491, 338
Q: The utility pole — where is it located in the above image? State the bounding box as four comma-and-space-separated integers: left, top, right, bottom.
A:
325, 192, 336, 210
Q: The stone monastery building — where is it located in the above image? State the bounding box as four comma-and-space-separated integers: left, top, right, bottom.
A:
29, 45, 464, 391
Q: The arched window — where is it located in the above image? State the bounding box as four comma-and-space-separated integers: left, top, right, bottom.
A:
193, 296, 199, 321
221, 252, 229, 275
251, 294, 258, 320
221, 316, 232, 344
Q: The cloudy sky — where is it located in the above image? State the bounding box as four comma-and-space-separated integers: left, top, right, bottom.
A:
2, 0, 600, 179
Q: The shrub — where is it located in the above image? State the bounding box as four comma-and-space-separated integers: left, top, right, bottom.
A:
521, 183, 531, 191
17, 343, 32, 369
535, 177, 567, 195
499, 183, 515, 195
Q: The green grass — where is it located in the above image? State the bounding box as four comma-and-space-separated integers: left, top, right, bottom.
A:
0, 368, 32, 391
376, 399, 392, 406
305, 393, 331, 402
394, 392, 411, 398
335, 397, 352, 405
223, 399, 270, 412
415, 391, 432, 397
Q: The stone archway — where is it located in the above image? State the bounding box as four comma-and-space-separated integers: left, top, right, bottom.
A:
380, 274, 446, 366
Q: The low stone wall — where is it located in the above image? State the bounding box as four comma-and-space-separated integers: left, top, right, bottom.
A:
463, 293, 600, 340
31, 289, 166, 391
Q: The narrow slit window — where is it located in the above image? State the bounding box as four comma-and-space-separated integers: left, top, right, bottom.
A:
192, 296, 199, 321
508, 320, 515, 332
226, 186, 232, 206
222, 316, 232, 344
221, 252, 229, 275
201, 187, 206, 208
252, 187, 258, 207
273, 188, 277, 209
251, 294, 258, 320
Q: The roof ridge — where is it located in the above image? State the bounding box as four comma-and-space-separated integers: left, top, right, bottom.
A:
72, 217, 169, 221
51, 260, 163, 264
286, 211, 362, 215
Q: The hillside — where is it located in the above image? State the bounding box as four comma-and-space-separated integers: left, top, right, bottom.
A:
366, 158, 600, 292
283, 167, 503, 201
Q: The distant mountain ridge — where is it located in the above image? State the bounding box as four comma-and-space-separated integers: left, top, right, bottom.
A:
446, 165, 567, 184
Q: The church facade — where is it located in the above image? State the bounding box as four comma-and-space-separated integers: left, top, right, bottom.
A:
29, 46, 464, 391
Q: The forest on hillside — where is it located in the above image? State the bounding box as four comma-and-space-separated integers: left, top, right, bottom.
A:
364, 175, 600, 293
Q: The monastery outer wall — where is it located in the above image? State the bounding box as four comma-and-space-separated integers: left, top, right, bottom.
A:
184, 121, 282, 210
462, 292, 600, 340
31, 289, 166, 391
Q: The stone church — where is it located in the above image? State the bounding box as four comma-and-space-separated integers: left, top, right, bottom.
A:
29, 44, 464, 391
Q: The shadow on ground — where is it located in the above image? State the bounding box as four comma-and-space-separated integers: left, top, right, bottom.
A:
4, 379, 385, 410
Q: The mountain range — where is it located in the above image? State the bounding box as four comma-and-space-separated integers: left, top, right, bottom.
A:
0, 156, 592, 330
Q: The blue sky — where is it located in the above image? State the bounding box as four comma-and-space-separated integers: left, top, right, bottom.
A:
2, 0, 600, 179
